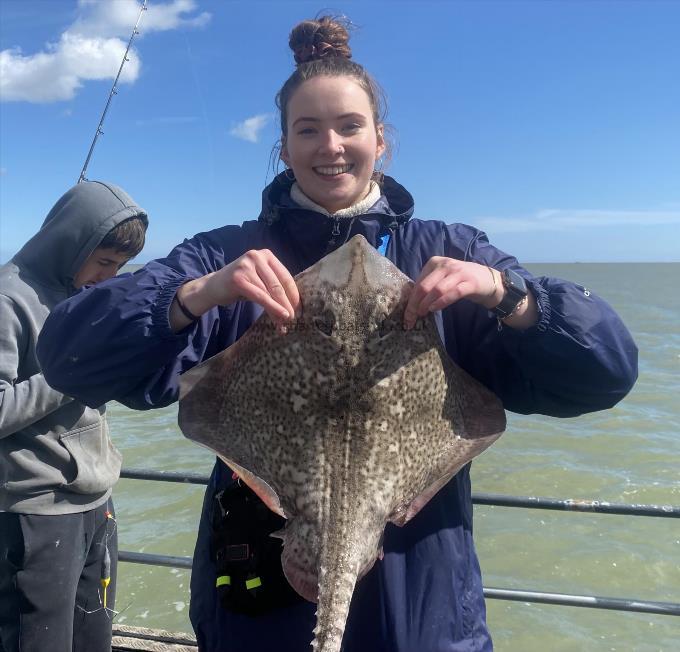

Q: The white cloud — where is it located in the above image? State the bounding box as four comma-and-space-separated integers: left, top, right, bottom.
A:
229, 114, 273, 143
1, 34, 140, 103
0, 1, 211, 103
475, 208, 680, 234
73, 0, 211, 38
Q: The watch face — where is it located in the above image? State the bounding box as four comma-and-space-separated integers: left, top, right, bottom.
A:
503, 268, 528, 294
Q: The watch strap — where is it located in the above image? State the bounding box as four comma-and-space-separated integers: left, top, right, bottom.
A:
492, 269, 528, 319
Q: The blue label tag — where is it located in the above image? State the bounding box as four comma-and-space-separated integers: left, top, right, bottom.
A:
376, 234, 390, 257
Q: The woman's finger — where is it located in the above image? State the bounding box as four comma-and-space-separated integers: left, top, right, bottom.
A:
415, 274, 467, 315
404, 263, 448, 327
254, 258, 295, 320
268, 256, 301, 317
239, 278, 292, 323
427, 279, 477, 312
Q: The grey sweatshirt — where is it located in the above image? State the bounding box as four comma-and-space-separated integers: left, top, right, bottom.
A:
0, 181, 147, 514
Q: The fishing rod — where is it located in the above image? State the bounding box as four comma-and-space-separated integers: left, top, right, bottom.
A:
77, 0, 148, 184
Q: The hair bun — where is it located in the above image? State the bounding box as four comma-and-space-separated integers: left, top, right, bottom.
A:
289, 16, 352, 65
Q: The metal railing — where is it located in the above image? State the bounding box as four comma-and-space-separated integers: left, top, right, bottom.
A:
118, 468, 680, 617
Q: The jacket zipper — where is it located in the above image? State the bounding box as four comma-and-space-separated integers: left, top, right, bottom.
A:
326, 216, 399, 256
325, 217, 341, 254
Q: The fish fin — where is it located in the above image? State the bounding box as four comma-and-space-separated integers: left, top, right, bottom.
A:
385, 356, 506, 527
280, 519, 321, 603
282, 565, 319, 603
217, 455, 286, 518
178, 358, 214, 400
445, 357, 507, 438
389, 469, 460, 527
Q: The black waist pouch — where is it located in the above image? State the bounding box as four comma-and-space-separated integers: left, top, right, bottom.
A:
209, 477, 305, 616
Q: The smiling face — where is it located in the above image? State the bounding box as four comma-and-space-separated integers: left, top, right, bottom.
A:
281, 76, 385, 214
73, 246, 130, 288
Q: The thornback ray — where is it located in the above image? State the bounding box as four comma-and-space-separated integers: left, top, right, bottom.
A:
178, 234, 506, 652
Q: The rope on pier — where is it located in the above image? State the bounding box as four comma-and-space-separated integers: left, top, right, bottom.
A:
112, 624, 197, 651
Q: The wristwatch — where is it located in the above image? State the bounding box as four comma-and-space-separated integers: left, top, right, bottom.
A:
492, 268, 528, 319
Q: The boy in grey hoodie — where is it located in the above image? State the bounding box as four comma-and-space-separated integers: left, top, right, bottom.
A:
0, 181, 148, 652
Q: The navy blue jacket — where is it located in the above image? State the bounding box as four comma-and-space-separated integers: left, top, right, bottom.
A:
38, 174, 637, 651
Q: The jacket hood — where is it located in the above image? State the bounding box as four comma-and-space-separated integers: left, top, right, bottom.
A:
258, 172, 415, 226
256, 173, 414, 271
13, 180, 147, 290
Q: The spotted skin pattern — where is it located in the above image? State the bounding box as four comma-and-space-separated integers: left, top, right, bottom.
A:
179, 235, 506, 652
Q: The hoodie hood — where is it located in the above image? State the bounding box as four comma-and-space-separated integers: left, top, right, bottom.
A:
13, 180, 147, 291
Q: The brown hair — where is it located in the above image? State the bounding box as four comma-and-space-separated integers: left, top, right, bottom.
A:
276, 15, 393, 166
98, 215, 147, 258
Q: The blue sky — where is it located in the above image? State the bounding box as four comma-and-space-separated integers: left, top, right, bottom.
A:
1, 0, 678, 263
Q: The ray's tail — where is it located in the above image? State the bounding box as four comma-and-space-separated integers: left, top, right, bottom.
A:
309, 496, 384, 652
311, 534, 362, 652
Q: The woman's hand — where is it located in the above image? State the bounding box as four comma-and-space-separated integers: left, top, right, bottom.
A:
403, 257, 538, 331
170, 249, 300, 332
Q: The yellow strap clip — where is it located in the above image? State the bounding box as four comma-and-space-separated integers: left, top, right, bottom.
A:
245, 576, 262, 590
100, 577, 111, 608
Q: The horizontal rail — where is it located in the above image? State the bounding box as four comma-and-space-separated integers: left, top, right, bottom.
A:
121, 468, 210, 485
119, 550, 192, 569
119, 468, 680, 518
118, 550, 680, 616
484, 587, 680, 617
472, 492, 680, 518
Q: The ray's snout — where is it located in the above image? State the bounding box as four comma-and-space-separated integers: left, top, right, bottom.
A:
313, 235, 406, 296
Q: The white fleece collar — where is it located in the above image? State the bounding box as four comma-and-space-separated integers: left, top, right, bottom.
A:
290, 181, 381, 218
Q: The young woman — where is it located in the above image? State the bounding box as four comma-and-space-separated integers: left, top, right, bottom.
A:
37, 16, 637, 652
